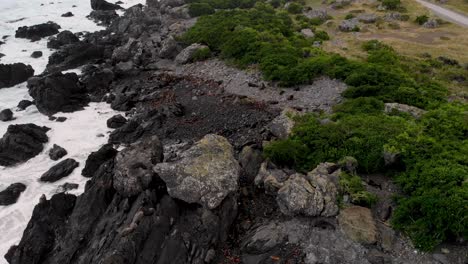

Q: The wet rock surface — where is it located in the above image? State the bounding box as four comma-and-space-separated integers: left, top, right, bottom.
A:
0, 183, 27, 206
15, 22, 61, 41
47, 30, 80, 49
48, 144, 67, 161
40, 158, 79, 182
0, 109, 14, 122
0, 63, 34, 89
81, 143, 118, 178
27, 72, 89, 115
0, 124, 49, 166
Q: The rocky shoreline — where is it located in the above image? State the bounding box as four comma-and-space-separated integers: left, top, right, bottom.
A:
0, 0, 466, 263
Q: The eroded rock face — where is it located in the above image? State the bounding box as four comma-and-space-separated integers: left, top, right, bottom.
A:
114, 136, 163, 197
276, 163, 340, 217
0, 63, 34, 89
0, 124, 49, 167
15, 22, 61, 41
154, 134, 240, 209
0, 183, 27, 206
27, 72, 90, 115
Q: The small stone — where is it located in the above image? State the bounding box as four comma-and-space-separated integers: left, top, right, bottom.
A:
61, 12, 74, 17
17, 100, 33, 110
56, 117, 67, 122
31, 51, 43, 58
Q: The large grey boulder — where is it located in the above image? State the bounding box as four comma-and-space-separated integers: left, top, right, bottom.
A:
304, 9, 329, 20
276, 163, 340, 217
357, 13, 378, 23
339, 18, 360, 32
158, 36, 179, 59
175, 43, 208, 64
384, 102, 426, 118
114, 136, 163, 197
154, 134, 240, 209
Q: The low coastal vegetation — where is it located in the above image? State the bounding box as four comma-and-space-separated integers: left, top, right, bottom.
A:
183, 0, 467, 252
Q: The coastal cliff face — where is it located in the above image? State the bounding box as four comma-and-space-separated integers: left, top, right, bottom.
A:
2, 0, 466, 263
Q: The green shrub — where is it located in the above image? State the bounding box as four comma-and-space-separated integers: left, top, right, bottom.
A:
314, 30, 330, 41
340, 172, 378, 207
388, 104, 468, 251
188, 3, 215, 17
264, 113, 408, 173
192, 47, 212, 61
287, 2, 304, 14
415, 15, 429, 25
381, 0, 401, 10
345, 13, 355, 19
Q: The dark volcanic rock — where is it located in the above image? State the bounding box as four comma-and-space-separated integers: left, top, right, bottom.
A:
47, 42, 104, 72
49, 144, 68, 160
106, 114, 127, 128
27, 72, 90, 115
40, 158, 79, 182
47, 30, 80, 49
15, 22, 61, 41
87, 10, 118, 25
17, 100, 34, 110
0, 53, 5, 58
56, 182, 79, 193
81, 65, 114, 101
0, 183, 27, 206
81, 144, 117, 177
0, 109, 13, 121
0, 124, 50, 167
61, 12, 74, 17
0, 63, 34, 88
8, 136, 237, 264
6, 193, 76, 263
30, 51, 43, 58
91, 0, 122, 10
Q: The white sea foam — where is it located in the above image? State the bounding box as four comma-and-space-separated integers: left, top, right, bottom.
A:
0, 0, 145, 262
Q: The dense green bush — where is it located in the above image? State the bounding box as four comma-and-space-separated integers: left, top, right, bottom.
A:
287, 2, 304, 14
380, 0, 401, 10
264, 113, 408, 173
188, 3, 215, 17
415, 15, 429, 25
388, 103, 468, 250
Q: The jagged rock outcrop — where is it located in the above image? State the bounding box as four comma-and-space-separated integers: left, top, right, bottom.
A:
15, 22, 61, 41
0, 63, 34, 89
81, 144, 118, 177
0, 183, 27, 206
80, 65, 114, 101
8, 134, 238, 264
0, 124, 49, 167
154, 134, 240, 209
114, 136, 163, 197
27, 72, 89, 115
88, 10, 119, 25
47, 42, 105, 72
